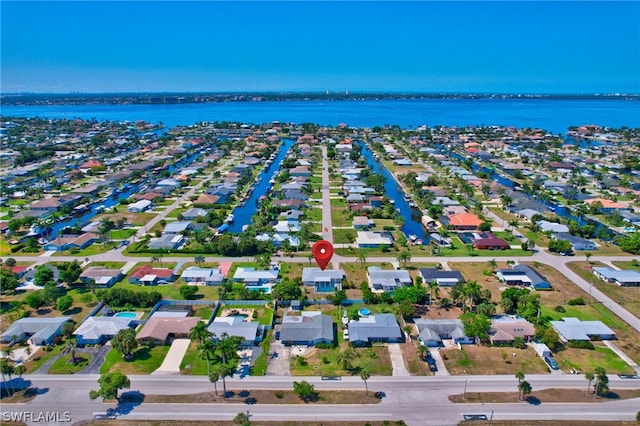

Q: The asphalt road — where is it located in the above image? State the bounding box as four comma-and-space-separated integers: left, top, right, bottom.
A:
3, 374, 639, 426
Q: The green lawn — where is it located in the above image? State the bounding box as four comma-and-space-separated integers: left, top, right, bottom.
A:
48, 353, 93, 374
54, 242, 119, 257
333, 229, 357, 245
180, 341, 209, 375
304, 208, 322, 221
251, 329, 272, 376
541, 304, 627, 330
290, 345, 393, 376
554, 346, 634, 375
110, 229, 137, 240
100, 345, 170, 374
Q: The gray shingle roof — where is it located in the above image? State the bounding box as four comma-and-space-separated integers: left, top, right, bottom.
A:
348, 314, 402, 344
279, 312, 333, 343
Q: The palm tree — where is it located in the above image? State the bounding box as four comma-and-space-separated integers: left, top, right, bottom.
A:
518, 380, 532, 401
463, 281, 482, 311
396, 251, 411, 267
198, 339, 216, 375
506, 260, 516, 269
337, 349, 355, 371
208, 370, 220, 397
509, 219, 519, 232
62, 341, 78, 364
585, 252, 592, 264
417, 344, 429, 361
360, 367, 370, 396
151, 255, 160, 266
487, 259, 497, 271
215, 363, 235, 399
515, 370, 525, 383
585, 371, 594, 393
194, 255, 205, 267
189, 322, 212, 345
428, 281, 440, 305
357, 250, 367, 269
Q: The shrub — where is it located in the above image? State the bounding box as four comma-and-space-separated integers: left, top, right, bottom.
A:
296, 356, 307, 366
567, 340, 594, 350
274, 391, 284, 399
554, 305, 566, 313
568, 297, 585, 306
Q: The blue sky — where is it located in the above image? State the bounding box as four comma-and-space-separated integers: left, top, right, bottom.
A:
2, 1, 639, 93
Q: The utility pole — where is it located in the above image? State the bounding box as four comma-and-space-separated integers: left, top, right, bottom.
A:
463, 378, 469, 400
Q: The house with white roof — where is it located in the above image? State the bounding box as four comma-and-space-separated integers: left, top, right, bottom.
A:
348, 313, 403, 346
279, 311, 334, 346
181, 266, 225, 286
550, 317, 616, 341
301, 267, 344, 292
367, 266, 412, 292
207, 316, 262, 347
414, 319, 472, 347
128, 199, 152, 213
233, 267, 279, 292
592, 267, 640, 287
356, 231, 393, 248
1, 317, 71, 345
74, 316, 134, 346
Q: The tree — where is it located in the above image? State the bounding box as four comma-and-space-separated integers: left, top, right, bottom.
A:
89, 372, 130, 401
585, 371, 595, 393
487, 259, 497, 271
25, 290, 46, 310
0, 359, 15, 396
272, 279, 302, 301
56, 294, 73, 312
396, 300, 416, 319
293, 380, 316, 402
515, 370, 525, 383
189, 321, 212, 344
518, 380, 532, 401
59, 260, 82, 285
34, 265, 56, 288
111, 328, 138, 359
208, 370, 220, 396
396, 251, 411, 267
14, 364, 26, 379
62, 341, 78, 364
585, 252, 592, 264
337, 348, 355, 371
417, 344, 429, 361
594, 367, 609, 397
357, 250, 367, 268
194, 255, 205, 267
233, 412, 251, 426
360, 367, 371, 396
428, 281, 440, 305
179, 284, 198, 299
198, 339, 216, 375
0, 268, 20, 293
214, 363, 235, 399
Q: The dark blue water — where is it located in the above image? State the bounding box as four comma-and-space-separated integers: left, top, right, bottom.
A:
357, 142, 428, 241
3, 98, 639, 135
228, 138, 296, 232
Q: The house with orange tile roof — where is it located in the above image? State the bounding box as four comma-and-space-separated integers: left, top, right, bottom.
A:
441, 213, 484, 230
79, 159, 104, 173
584, 198, 630, 212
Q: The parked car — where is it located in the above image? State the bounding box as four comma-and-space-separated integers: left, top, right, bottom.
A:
426, 352, 438, 372
544, 355, 559, 370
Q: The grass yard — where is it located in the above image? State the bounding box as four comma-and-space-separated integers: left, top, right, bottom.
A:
331, 206, 352, 227
401, 339, 434, 375
47, 353, 93, 374
109, 229, 137, 240
333, 229, 357, 245
99, 345, 170, 374
440, 345, 549, 375
290, 344, 393, 376
567, 261, 640, 318
303, 207, 322, 221
251, 329, 273, 376
94, 212, 156, 227
553, 346, 634, 375
341, 262, 393, 287
180, 341, 209, 375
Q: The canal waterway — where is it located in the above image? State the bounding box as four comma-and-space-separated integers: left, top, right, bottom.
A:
357, 141, 429, 241
228, 138, 296, 233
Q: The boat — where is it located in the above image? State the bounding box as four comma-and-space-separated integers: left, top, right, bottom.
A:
95, 205, 106, 213
224, 214, 234, 224
408, 234, 417, 242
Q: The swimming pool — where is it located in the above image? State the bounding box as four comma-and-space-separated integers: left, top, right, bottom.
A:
458, 232, 475, 244
359, 308, 371, 317
114, 311, 137, 319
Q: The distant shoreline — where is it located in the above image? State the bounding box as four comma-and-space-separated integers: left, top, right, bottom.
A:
2, 92, 639, 106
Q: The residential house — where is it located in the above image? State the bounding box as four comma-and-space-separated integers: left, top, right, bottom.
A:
74, 317, 134, 346
429, 233, 451, 247
163, 221, 192, 235
148, 234, 184, 250
128, 265, 177, 285
496, 264, 552, 290
1, 317, 71, 345
537, 220, 569, 233
273, 220, 300, 233
279, 209, 304, 221
356, 231, 393, 248
367, 267, 412, 292
550, 317, 616, 341
79, 267, 123, 288
592, 267, 640, 287
419, 268, 465, 287
127, 199, 152, 213
182, 208, 208, 220
181, 266, 225, 286
553, 232, 596, 251
208, 316, 262, 347
233, 267, 279, 292
441, 213, 483, 230
348, 314, 403, 346
473, 232, 510, 250
136, 317, 202, 345
414, 319, 472, 347
302, 267, 344, 292
279, 311, 334, 346
44, 233, 98, 252
353, 216, 375, 229
489, 316, 535, 345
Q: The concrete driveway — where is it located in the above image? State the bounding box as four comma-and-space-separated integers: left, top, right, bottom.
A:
265, 332, 291, 376
388, 343, 410, 376
152, 338, 190, 375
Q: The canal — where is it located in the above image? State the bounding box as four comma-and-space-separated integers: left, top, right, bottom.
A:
357, 141, 429, 242
228, 138, 296, 233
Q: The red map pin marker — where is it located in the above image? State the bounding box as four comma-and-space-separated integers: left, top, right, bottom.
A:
312, 240, 334, 271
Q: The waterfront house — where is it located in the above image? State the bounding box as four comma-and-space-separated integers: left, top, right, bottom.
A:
348, 314, 403, 346
367, 266, 412, 292
44, 233, 98, 251
441, 213, 483, 230
182, 207, 208, 220
356, 231, 393, 248
127, 199, 152, 213
163, 221, 192, 235
473, 232, 510, 250
552, 232, 596, 251
279, 311, 334, 346
147, 234, 184, 250
352, 216, 374, 229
